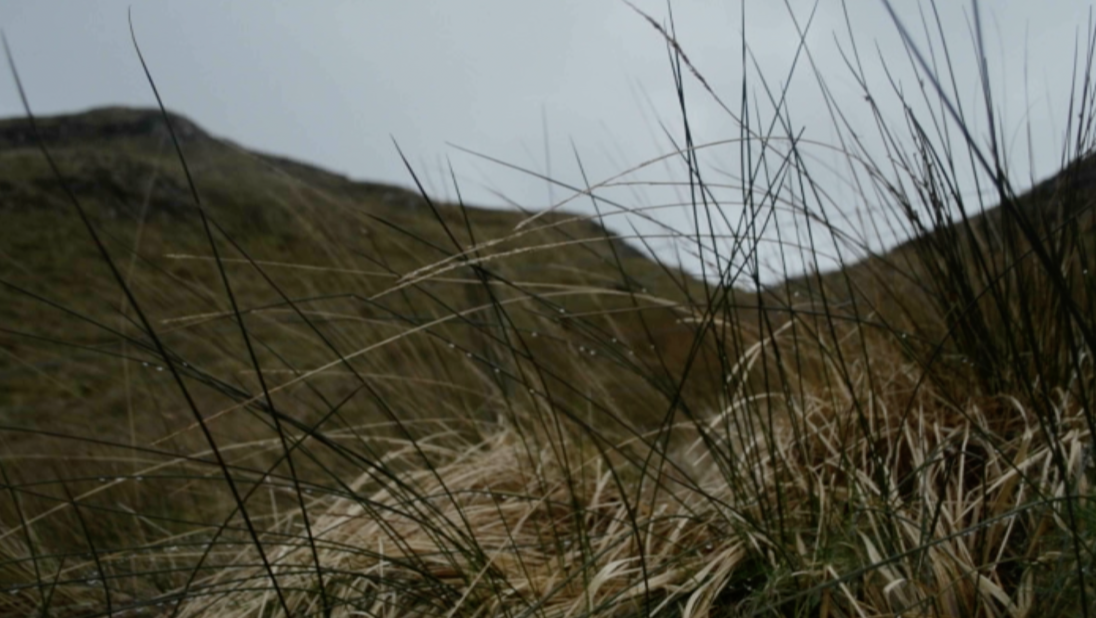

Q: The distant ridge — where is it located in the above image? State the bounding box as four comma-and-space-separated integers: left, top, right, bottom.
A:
0, 106, 210, 149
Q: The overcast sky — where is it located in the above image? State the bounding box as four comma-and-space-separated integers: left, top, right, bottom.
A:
1, 1, 1092, 281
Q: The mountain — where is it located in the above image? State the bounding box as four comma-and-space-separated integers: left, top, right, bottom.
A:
768, 149, 1096, 394
2, 107, 1094, 617
0, 106, 736, 459
4, 107, 1093, 447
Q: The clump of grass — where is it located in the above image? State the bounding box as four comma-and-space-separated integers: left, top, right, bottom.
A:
155, 369, 1093, 617
1, 1, 1095, 616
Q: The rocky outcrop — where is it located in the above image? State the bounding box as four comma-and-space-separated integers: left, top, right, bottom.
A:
0, 106, 208, 150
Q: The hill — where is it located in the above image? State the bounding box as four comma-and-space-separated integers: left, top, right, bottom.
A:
0, 105, 1093, 616
0, 106, 737, 497
769, 150, 1096, 397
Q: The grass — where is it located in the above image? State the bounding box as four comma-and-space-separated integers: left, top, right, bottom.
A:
1, 1, 1095, 615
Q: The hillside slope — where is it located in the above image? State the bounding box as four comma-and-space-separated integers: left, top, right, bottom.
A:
2, 106, 1094, 617
0, 107, 739, 462
765, 150, 1096, 398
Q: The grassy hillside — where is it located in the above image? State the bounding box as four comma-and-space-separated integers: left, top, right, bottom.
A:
0, 106, 746, 609
0, 105, 734, 440
770, 148, 1096, 401
1, 4, 1095, 616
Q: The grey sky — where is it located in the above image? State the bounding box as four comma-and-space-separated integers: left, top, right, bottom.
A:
1, 1, 1091, 281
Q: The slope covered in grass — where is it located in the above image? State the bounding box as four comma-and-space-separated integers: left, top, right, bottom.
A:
0, 106, 742, 613
0, 105, 732, 441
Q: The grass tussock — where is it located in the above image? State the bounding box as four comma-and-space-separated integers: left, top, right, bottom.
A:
2, 1, 1096, 616
163, 383, 1093, 617
160, 348, 1095, 617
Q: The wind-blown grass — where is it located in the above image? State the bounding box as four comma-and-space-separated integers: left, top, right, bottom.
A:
1, 1, 1094, 616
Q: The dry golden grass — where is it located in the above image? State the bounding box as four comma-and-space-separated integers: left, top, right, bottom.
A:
120, 339, 1086, 617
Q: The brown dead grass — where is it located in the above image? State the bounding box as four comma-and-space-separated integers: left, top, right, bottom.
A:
135, 349, 1091, 618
